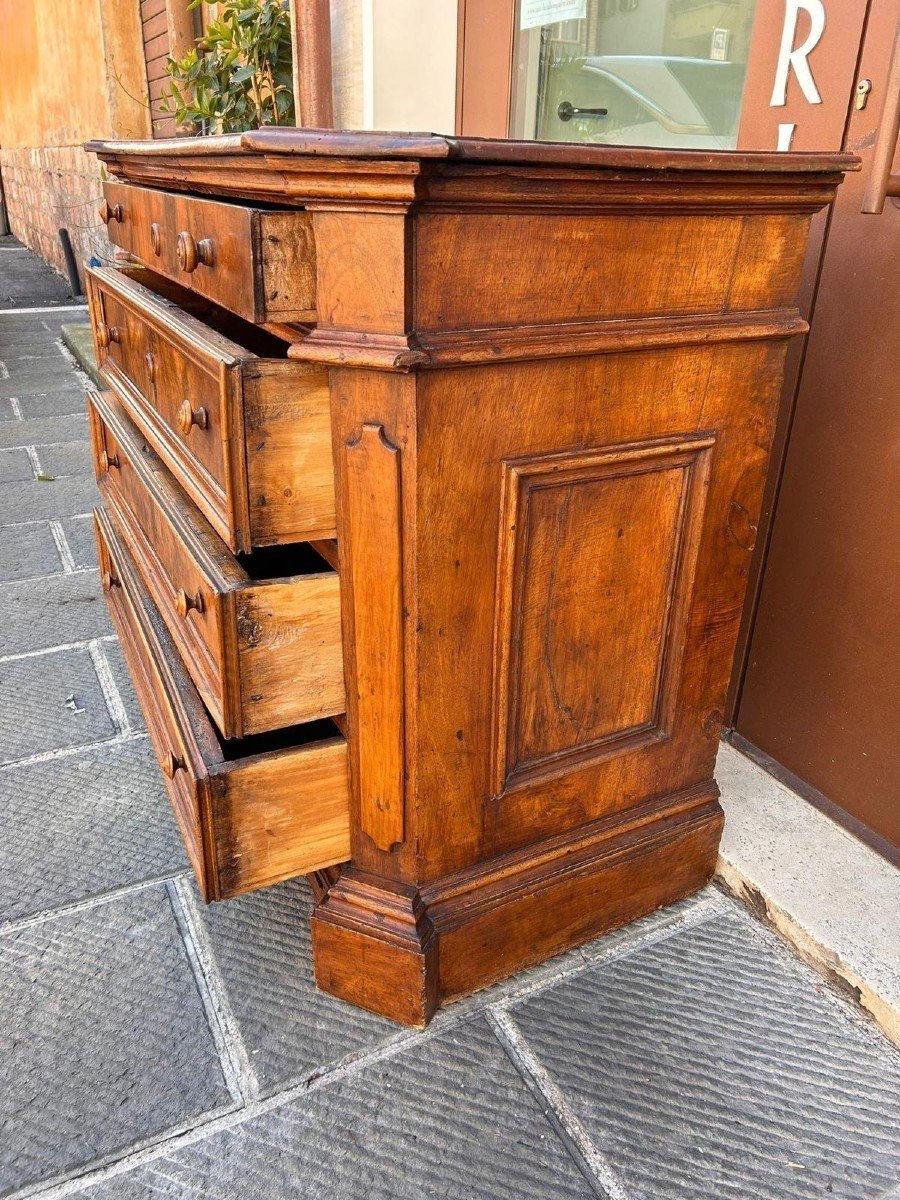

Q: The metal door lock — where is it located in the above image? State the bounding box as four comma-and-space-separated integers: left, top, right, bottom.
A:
856, 78, 872, 110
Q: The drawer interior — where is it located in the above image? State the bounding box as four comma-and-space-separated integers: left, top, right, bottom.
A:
96, 504, 350, 900
113, 266, 299, 356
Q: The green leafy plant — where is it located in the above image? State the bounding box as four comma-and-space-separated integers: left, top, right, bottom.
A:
163, 0, 295, 133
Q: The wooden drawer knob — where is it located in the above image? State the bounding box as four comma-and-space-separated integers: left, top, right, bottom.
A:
174, 587, 205, 619
150, 222, 162, 256
101, 569, 120, 591
95, 322, 121, 350
98, 449, 120, 473
145, 351, 156, 385
176, 231, 214, 273
99, 199, 123, 224
177, 400, 208, 435
162, 751, 186, 779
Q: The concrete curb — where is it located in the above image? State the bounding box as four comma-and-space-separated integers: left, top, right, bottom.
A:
715, 741, 900, 1048
60, 324, 101, 387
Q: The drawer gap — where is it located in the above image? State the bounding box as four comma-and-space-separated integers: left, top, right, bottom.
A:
121, 266, 299, 354
236, 539, 334, 582
218, 715, 345, 762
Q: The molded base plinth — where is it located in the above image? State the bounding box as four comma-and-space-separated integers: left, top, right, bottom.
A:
311, 784, 723, 1025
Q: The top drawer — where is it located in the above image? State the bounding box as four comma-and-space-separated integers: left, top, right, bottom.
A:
100, 181, 316, 326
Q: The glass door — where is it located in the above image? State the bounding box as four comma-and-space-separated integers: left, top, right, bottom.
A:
510, 0, 760, 148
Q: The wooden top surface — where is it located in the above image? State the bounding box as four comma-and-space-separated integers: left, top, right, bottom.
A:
87, 128, 857, 176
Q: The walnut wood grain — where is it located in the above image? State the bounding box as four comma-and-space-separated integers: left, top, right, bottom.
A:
83, 131, 854, 1025
89, 389, 344, 741
86, 264, 335, 553
101, 180, 316, 324
94, 505, 350, 901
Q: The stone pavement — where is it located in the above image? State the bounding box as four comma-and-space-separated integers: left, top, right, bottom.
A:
1, 238, 899, 1200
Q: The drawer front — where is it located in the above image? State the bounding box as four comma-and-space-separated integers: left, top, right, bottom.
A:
94, 508, 210, 888
101, 181, 316, 324
89, 389, 345, 740
94, 506, 351, 901
87, 266, 246, 550
86, 265, 337, 553
89, 392, 231, 729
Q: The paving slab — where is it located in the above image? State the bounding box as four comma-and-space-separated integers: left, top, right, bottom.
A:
0, 520, 62, 581
192, 878, 399, 1095
0, 446, 33, 483
0, 570, 111, 655
85, 1016, 594, 1200
0, 475, 98, 521
0, 238, 74, 307
35, 439, 92, 479
0, 645, 116, 764
0, 411, 89, 450
101, 640, 145, 731
0, 740, 186, 923
507, 905, 900, 1200
0, 885, 232, 1195
11, 384, 92, 420
60, 512, 100, 569
0, 356, 81, 391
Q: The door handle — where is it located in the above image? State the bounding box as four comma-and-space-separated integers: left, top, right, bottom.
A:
558, 101, 609, 122
862, 24, 900, 214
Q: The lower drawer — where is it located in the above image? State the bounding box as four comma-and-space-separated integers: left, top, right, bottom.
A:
94, 505, 351, 901
89, 387, 344, 740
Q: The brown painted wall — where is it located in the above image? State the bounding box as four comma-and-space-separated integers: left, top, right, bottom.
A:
0, 0, 151, 275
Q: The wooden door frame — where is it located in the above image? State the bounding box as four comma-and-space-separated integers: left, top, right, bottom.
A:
290, 0, 334, 127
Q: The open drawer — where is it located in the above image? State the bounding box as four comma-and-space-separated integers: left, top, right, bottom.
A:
89, 388, 345, 740
85, 264, 335, 553
94, 505, 350, 902
99, 180, 316, 325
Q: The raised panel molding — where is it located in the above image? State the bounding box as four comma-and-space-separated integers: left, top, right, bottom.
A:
345, 423, 405, 851
491, 434, 715, 795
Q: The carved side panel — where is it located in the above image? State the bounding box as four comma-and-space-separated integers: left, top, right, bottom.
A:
491, 434, 714, 795
345, 423, 405, 851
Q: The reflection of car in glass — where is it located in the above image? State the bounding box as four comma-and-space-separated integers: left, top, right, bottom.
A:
541, 55, 746, 148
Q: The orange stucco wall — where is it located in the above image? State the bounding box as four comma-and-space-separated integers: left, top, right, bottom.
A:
0, 0, 151, 273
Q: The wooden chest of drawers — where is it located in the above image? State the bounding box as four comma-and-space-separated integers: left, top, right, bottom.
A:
86, 129, 854, 1025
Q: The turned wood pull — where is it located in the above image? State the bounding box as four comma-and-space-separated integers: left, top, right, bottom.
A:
145, 351, 156, 385
174, 587, 204, 619
98, 449, 120, 472
95, 322, 121, 350
99, 199, 123, 224
177, 399, 208, 434
162, 750, 186, 779
150, 222, 162, 256
176, 231, 215, 272
101, 569, 120, 591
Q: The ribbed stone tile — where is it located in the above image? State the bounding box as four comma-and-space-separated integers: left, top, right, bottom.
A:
0, 569, 110, 654
508, 907, 900, 1200
36, 439, 92, 479
0, 357, 79, 393
14, 385, 89, 420
0, 446, 32, 482
85, 1017, 594, 1200
102, 640, 145, 731
0, 739, 186, 923
61, 512, 99, 569
194, 879, 398, 1094
0, 411, 89, 449
0, 520, 61, 581
0, 474, 97, 520
0, 646, 115, 764
0, 886, 231, 1194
